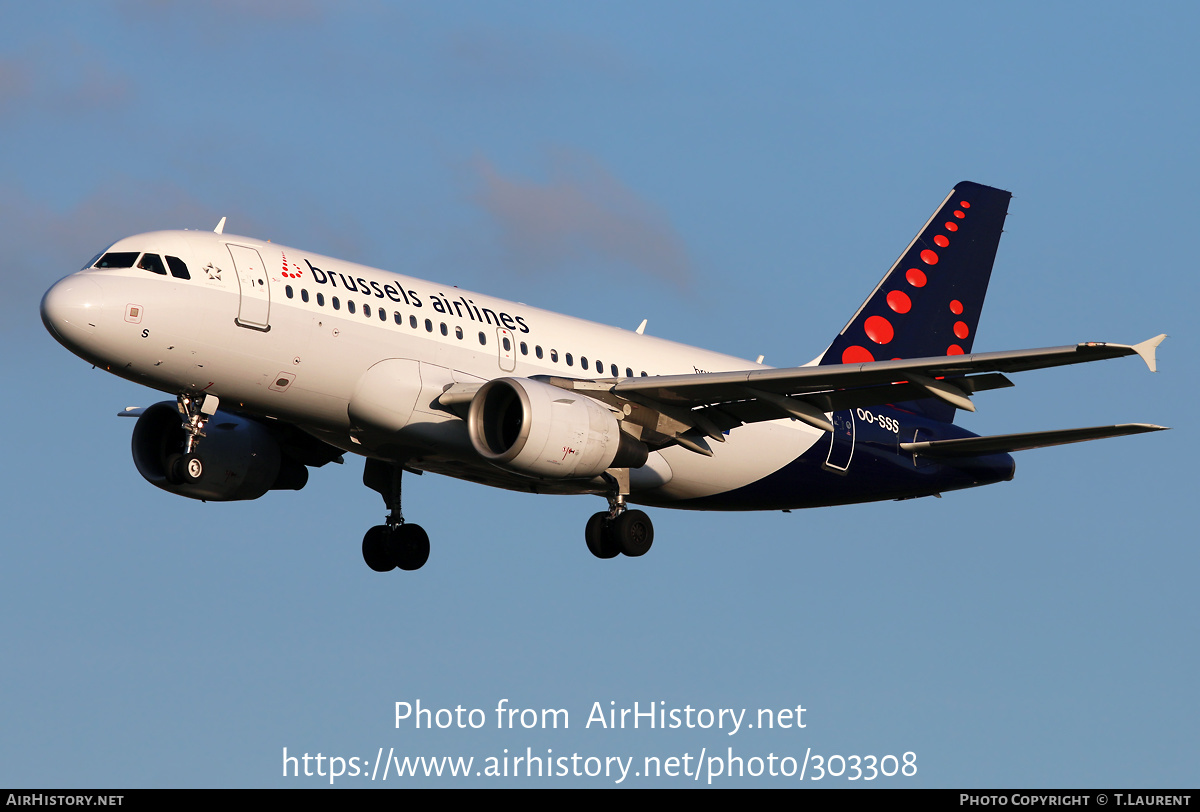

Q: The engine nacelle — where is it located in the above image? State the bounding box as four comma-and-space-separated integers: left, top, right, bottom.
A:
467, 378, 647, 479
131, 402, 308, 501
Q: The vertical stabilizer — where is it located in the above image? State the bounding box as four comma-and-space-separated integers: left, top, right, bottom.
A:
819, 181, 1012, 421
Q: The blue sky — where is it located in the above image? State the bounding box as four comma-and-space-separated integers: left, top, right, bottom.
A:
2, 1, 1194, 787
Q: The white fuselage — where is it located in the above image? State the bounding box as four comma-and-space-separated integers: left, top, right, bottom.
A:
46, 230, 824, 505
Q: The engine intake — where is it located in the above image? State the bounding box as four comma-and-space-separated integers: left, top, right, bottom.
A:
467, 378, 647, 479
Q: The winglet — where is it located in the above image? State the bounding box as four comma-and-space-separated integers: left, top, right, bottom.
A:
1131, 334, 1166, 373
214, 216, 227, 235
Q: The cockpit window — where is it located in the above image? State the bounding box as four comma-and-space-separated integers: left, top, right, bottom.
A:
81, 251, 105, 271
95, 252, 139, 269
165, 256, 190, 280
137, 253, 167, 275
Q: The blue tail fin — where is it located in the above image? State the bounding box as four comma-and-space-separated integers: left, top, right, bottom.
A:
819, 180, 1012, 421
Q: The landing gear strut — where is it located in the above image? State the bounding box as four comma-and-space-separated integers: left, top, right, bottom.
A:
166, 392, 219, 485
585, 472, 654, 559
362, 458, 430, 572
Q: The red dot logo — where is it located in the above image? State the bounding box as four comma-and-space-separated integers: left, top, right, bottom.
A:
920, 249, 939, 265
945, 222, 958, 232
954, 210, 965, 219
906, 268, 927, 287
934, 235, 949, 248
842, 345, 875, 363
954, 321, 970, 339
864, 315, 894, 345
960, 201, 970, 208
947, 344, 964, 355
949, 299, 963, 314
886, 290, 911, 313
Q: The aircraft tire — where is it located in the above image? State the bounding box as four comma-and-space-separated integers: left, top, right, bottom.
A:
362, 525, 396, 572
389, 524, 430, 571
585, 512, 619, 559
172, 452, 204, 484
613, 510, 653, 557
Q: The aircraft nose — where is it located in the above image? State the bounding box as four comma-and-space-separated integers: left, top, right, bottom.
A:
41, 275, 104, 343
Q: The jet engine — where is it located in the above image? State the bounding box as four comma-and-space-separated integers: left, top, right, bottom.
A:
131, 402, 309, 501
467, 377, 647, 479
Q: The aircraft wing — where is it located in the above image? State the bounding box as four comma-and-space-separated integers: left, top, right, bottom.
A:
583, 335, 1167, 450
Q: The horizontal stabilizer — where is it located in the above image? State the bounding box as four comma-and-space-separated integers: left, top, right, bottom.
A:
901, 423, 1168, 458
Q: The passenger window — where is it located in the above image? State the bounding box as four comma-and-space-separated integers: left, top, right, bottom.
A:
348, 300, 356, 314
535, 346, 544, 359
610, 364, 618, 377
440, 323, 448, 336
595, 359, 603, 374
285, 285, 294, 298
565, 353, 573, 366
165, 256, 190, 280
625, 367, 633, 378
363, 303, 371, 317
425, 319, 433, 332
520, 342, 528, 355
317, 292, 325, 306
550, 349, 558, 363
302, 289, 310, 303
95, 252, 139, 269
478, 332, 487, 345
332, 297, 340, 310
581, 357, 589, 371
455, 326, 463, 339
409, 315, 418, 329
379, 308, 386, 322
394, 312, 402, 325
138, 254, 167, 275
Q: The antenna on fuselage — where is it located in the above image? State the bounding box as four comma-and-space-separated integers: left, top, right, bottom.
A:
213, 217, 226, 235
635, 319, 647, 335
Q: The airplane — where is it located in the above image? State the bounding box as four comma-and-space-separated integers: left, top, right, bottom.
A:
40, 180, 1167, 573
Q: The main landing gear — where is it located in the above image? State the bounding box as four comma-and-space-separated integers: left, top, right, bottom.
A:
585, 484, 654, 560
362, 459, 430, 572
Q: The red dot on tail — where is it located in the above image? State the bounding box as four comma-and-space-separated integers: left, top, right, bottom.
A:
864, 315, 895, 345
906, 268, 927, 287
954, 210, 965, 219
949, 299, 963, 314
960, 201, 970, 208
842, 345, 875, 364
934, 235, 949, 248
954, 321, 970, 339
920, 249, 939, 265
886, 290, 911, 313
947, 344, 964, 355
945, 222, 958, 232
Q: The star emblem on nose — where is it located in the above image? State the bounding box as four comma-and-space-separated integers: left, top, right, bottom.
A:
204, 263, 222, 281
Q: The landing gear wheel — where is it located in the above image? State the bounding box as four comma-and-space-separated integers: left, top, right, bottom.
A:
171, 452, 204, 484
585, 512, 620, 559
387, 524, 430, 571
613, 509, 653, 557
362, 525, 395, 572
